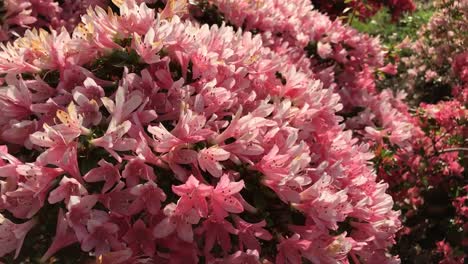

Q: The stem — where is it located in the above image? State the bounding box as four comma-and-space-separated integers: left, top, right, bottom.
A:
351, 252, 361, 264
439, 147, 468, 154
348, 9, 356, 25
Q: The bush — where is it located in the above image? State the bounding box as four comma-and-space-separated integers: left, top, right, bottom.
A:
0, 0, 400, 263
0, 0, 465, 263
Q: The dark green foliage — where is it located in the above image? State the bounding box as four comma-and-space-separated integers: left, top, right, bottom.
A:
351, 5, 434, 46
86, 46, 147, 82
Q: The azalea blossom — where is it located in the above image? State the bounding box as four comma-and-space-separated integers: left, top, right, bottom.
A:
0, 0, 410, 261
153, 203, 201, 242
0, 214, 36, 258
210, 174, 244, 219
172, 175, 212, 217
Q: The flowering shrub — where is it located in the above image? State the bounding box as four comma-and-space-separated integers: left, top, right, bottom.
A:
374, 96, 467, 263
362, 1, 468, 262
310, 0, 416, 22
198, 0, 418, 155
0, 0, 165, 42
0, 0, 110, 42
393, 0, 468, 104
191, 1, 467, 264
0, 0, 401, 263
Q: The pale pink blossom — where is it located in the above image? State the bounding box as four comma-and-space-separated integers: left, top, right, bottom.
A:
129, 181, 166, 215
48, 177, 87, 204
234, 217, 273, 252
211, 174, 244, 219
172, 175, 212, 217
122, 158, 156, 187
91, 121, 137, 162
198, 146, 231, 178
0, 214, 36, 258
41, 209, 78, 262
197, 217, 238, 255
153, 203, 200, 242
123, 219, 155, 256
83, 159, 121, 193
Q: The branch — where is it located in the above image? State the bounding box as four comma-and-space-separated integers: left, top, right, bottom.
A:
439, 147, 468, 154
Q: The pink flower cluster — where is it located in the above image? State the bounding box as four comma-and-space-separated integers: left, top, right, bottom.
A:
201, 0, 418, 148
374, 96, 467, 263
397, 0, 468, 102
192, 1, 467, 263
372, 54, 467, 262
0, 0, 164, 42
452, 51, 468, 102
0, 0, 400, 262
0, 0, 111, 42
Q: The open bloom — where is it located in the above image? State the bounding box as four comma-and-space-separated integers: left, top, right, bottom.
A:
0, 214, 36, 258
41, 209, 78, 262
153, 203, 201, 242
198, 146, 231, 178
91, 121, 137, 162
211, 174, 244, 220
172, 175, 212, 217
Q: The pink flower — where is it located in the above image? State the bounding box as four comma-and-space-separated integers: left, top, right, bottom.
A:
29, 104, 86, 182
0, 145, 21, 166
172, 175, 212, 217
72, 77, 105, 102
132, 28, 163, 64
171, 107, 214, 143
98, 182, 136, 215
123, 219, 155, 256
424, 69, 438, 81
198, 146, 231, 178
122, 158, 156, 187
66, 195, 99, 241
159, 0, 189, 20
322, 233, 354, 262
211, 174, 244, 220
1, 120, 39, 148
165, 147, 198, 181
31, 141, 82, 184
147, 123, 183, 152
72, 91, 102, 127
3, 188, 42, 219
129, 181, 166, 215
83, 159, 121, 193
197, 217, 238, 255
118, 0, 156, 35
214, 108, 276, 144
41, 209, 78, 262
148, 108, 213, 153
0, 214, 36, 258
30, 122, 75, 151
276, 234, 311, 264
317, 41, 332, 59
379, 63, 398, 75
234, 217, 273, 252
15, 164, 63, 201
298, 174, 353, 230
55, 102, 91, 136
101, 84, 143, 130
255, 145, 290, 182
0, 76, 32, 126
80, 212, 121, 256
153, 203, 200, 242
91, 121, 137, 162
